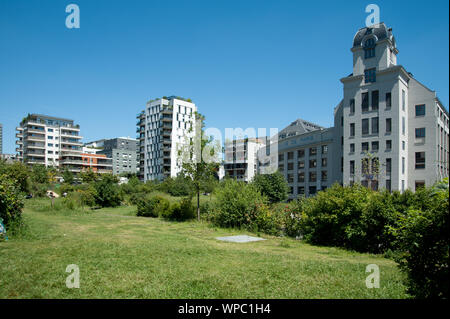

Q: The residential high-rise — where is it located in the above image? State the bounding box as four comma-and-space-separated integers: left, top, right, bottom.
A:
340, 22, 449, 191
137, 96, 197, 181
224, 138, 265, 182
15, 114, 83, 172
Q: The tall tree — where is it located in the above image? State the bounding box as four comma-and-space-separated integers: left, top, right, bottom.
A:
178, 113, 220, 221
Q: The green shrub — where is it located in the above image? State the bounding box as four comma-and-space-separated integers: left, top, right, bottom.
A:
252, 171, 289, 203
30, 183, 49, 198
136, 195, 170, 218
59, 183, 75, 196
210, 179, 267, 228
393, 181, 449, 298
0, 161, 30, 193
157, 175, 194, 197
164, 197, 195, 221
275, 199, 305, 238
93, 174, 122, 207
0, 175, 24, 227
249, 203, 284, 236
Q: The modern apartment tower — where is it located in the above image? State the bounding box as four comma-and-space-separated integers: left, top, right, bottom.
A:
137, 96, 197, 182
224, 138, 265, 182
340, 23, 449, 191
100, 137, 138, 176
15, 114, 83, 172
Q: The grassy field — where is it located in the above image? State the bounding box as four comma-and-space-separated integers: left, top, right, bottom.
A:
0, 199, 409, 298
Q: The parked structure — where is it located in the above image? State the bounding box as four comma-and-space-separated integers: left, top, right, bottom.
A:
137, 96, 197, 181
224, 138, 265, 182
15, 114, 83, 172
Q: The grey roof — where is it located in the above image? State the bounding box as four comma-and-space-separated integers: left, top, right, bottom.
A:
353, 22, 394, 48
278, 118, 323, 139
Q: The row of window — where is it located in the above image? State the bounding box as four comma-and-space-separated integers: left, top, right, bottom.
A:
286, 171, 328, 183
278, 146, 328, 161
280, 158, 328, 171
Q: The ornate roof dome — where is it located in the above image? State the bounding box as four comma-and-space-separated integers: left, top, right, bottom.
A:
352, 22, 394, 48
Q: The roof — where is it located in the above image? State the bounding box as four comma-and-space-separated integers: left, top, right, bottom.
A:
278, 118, 323, 139
353, 22, 394, 48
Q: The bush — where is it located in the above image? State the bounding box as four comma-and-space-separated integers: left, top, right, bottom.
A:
299, 183, 401, 253
136, 195, 170, 218
274, 199, 305, 238
0, 161, 30, 193
30, 183, 49, 198
0, 175, 24, 227
164, 197, 195, 221
93, 174, 122, 207
210, 179, 267, 228
252, 171, 289, 203
158, 175, 194, 197
393, 181, 449, 298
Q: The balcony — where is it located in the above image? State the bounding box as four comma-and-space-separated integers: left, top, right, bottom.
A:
26, 136, 45, 142
162, 107, 173, 115
60, 139, 83, 146
60, 132, 82, 139
60, 159, 83, 165
26, 128, 46, 134
15, 133, 23, 138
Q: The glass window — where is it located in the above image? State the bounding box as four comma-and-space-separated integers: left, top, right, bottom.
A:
298, 186, 305, 195
386, 158, 392, 174
309, 172, 317, 182
371, 117, 379, 134
321, 158, 327, 167
402, 117, 405, 135
386, 140, 392, 150
298, 161, 305, 169
350, 143, 355, 153
297, 149, 305, 158
386, 118, 392, 133
364, 68, 376, 83
321, 171, 328, 181
288, 162, 294, 170
321, 145, 328, 154
362, 119, 369, 135
298, 172, 305, 183
372, 90, 379, 110
350, 123, 355, 137
362, 142, 369, 152
309, 147, 317, 156
386, 92, 392, 108
350, 161, 355, 175
364, 38, 376, 59
287, 152, 294, 160
415, 128, 426, 138
350, 99, 355, 113
415, 104, 425, 116
372, 141, 379, 152
309, 159, 317, 168
415, 152, 425, 169
402, 90, 406, 111
362, 92, 369, 111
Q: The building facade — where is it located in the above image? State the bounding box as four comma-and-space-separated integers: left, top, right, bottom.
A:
81, 153, 113, 174
224, 138, 265, 182
100, 137, 138, 176
137, 96, 197, 181
341, 23, 449, 191
258, 22, 448, 198
16, 114, 83, 172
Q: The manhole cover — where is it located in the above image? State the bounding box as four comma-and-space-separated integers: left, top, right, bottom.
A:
216, 235, 266, 243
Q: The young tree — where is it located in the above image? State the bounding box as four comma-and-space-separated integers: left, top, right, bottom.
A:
62, 168, 74, 185
252, 170, 289, 203
178, 113, 221, 221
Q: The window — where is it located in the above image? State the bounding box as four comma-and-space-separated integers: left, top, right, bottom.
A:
350, 143, 355, 153
415, 104, 425, 116
309, 159, 317, 168
309, 147, 317, 156
321, 158, 328, 167
402, 90, 406, 111
372, 90, 379, 110
386, 92, 392, 108
386, 179, 391, 192
48, 143, 53, 147
386, 158, 392, 175
362, 142, 369, 152
415, 152, 425, 169
278, 154, 284, 161
297, 149, 305, 158
321, 145, 328, 154
350, 99, 355, 113
350, 123, 355, 137
402, 117, 405, 135
415, 128, 426, 138
371, 117, 379, 134
364, 68, 376, 83
402, 157, 405, 174
362, 92, 369, 112
386, 118, 392, 133
48, 128, 53, 132
298, 161, 305, 169
415, 181, 425, 191
372, 141, 379, 152
309, 186, 317, 195
288, 163, 294, 170
402, 141, 405, 150
48, 136, 53, 140
321, 171, 328, 182
362, 119, 369, 135
298, 172, 305, 183
287, 173, 293, 183
287, 152, 294, 160
350, 161, 355, 175
298, 186, 305, 195
386, 140, 392, 150
309, 172, 317, 182
364, 38, 376, 59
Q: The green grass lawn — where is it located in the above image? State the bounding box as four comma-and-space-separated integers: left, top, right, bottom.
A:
0, 199, 409, 298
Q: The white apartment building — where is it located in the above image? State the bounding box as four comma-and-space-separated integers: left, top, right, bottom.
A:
257, 22, 448, 198
16, 114, 83, 172
341, 23, 449, 191
224, 138, 265, 182
137, 96, 197, 181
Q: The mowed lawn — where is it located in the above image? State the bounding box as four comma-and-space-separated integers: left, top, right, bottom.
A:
0, 201, 409, 299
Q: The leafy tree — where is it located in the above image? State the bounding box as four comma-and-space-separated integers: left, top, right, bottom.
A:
31, 165, 49, 185
0, 161, 30, 193
62, 168, 74, 185
93, 174, 122, 207
0, 174, 24, 227
252, 171, 289, 203
179, 113, 220, 221
80, 168, 98, 184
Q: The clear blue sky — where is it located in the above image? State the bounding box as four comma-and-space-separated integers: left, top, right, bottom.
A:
0, 0, 448, 154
